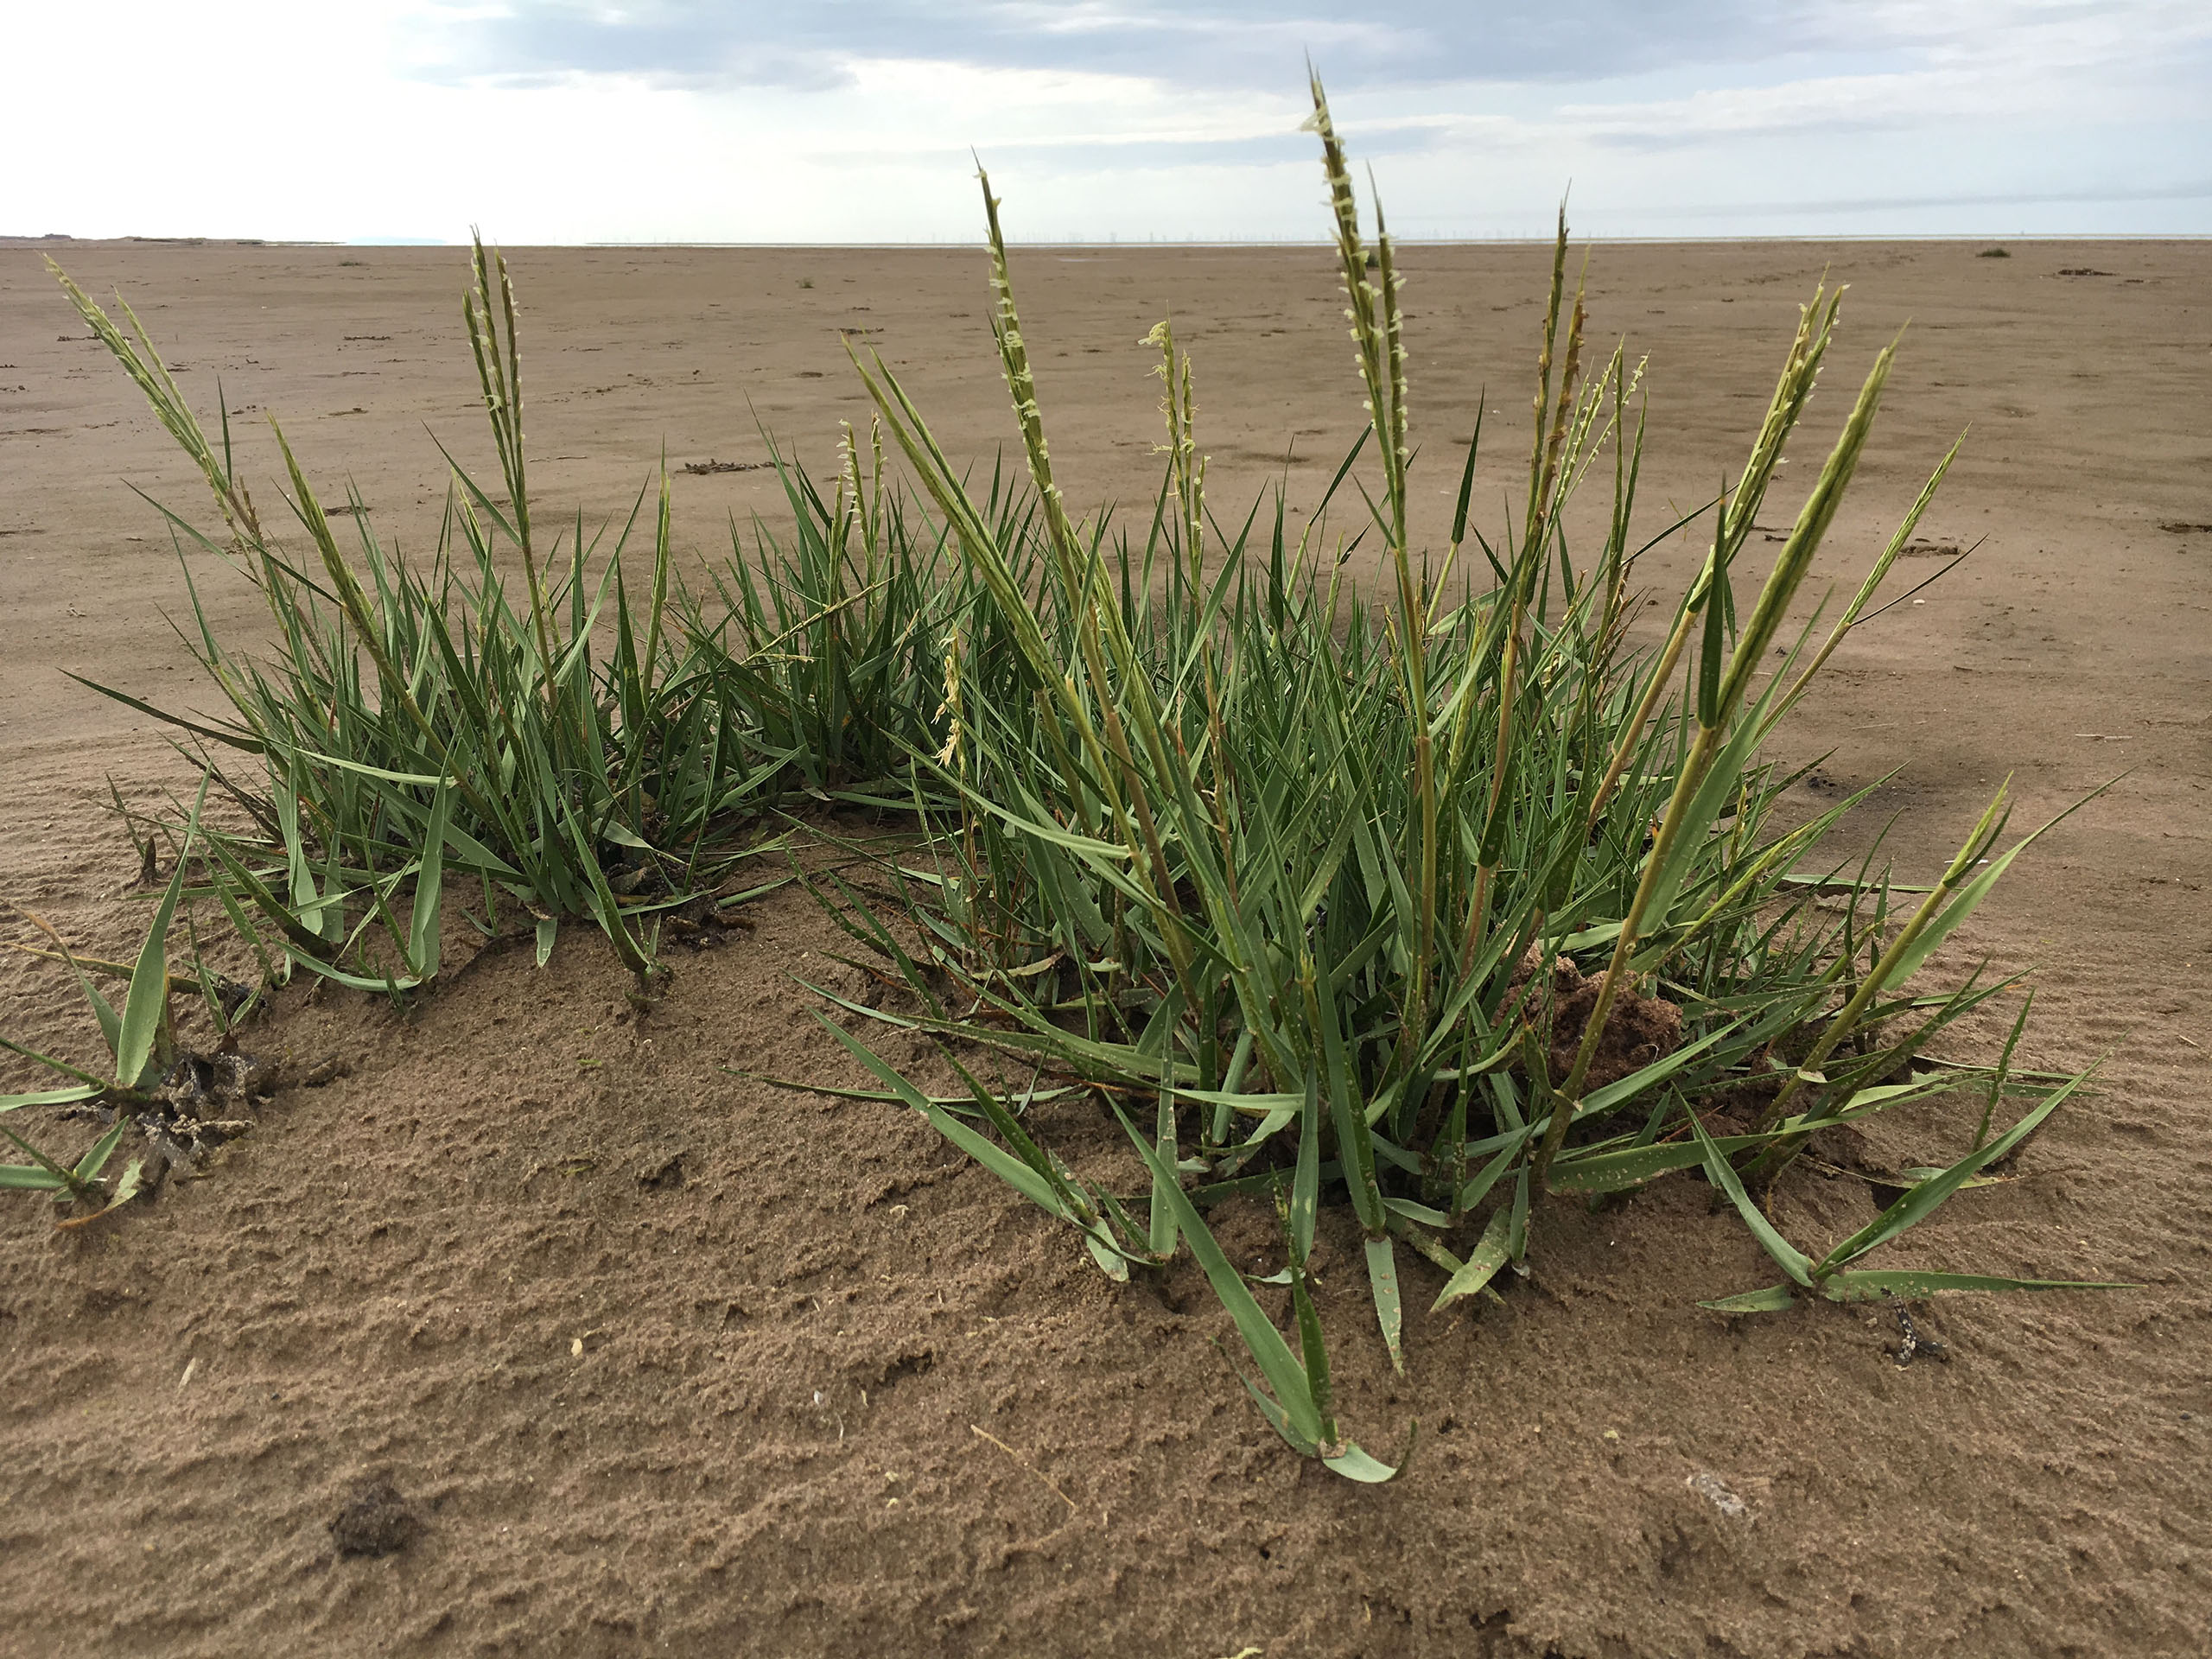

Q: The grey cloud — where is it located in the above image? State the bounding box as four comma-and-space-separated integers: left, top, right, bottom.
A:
428, 1, 1853, 93
1658, 178, 2212, 217
986, 120, 1444, 173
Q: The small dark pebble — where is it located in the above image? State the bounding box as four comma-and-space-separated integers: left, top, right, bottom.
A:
329, 1478, 420, 1559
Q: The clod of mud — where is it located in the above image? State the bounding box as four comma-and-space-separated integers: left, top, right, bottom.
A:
146, 1046, 275, 1174
1503, 947, 1681, 1092
658, 892, 756, 950
60, 1040, 281, 1194
678, 457, 770, 475
301, 1056, 353, 1088
1888, 1296, 1951, 1369
327, 1478, 420, 1559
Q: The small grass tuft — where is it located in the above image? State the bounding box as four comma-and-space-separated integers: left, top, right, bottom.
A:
48, 241, 961, 995
3, 788, 271, 1223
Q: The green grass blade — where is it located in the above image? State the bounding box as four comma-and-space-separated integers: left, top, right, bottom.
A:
407, 777, 451, 979
1819, 1269, 2134, 1302
1116, 1104, 1323, 1448
1691, 1104, 1814, 1287
0, 1163, 72, 1192
1363, 1234, 1404, 1375
1, 1084, 105, 1113
1431, 1205, 1513, 1310
1812, 1069, 2091, 1278
71, 1117, 131, 1185
1700, 1283, 1798, 1313
115, 854, 188, 1090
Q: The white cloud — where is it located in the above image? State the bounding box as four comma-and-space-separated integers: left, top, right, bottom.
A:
3, 0, 2204, 241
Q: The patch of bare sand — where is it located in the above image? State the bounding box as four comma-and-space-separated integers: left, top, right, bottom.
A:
1, 237, 2208, 1656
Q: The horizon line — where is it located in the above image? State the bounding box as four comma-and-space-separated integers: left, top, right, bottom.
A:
7, 232, 2209, 251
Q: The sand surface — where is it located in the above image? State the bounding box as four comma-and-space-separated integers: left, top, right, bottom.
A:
1, 235, 2208, 1656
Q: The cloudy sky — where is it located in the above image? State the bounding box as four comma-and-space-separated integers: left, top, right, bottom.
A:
10, 1, 2209, 243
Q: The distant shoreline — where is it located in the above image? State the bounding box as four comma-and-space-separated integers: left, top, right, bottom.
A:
7, 232, 2209, 251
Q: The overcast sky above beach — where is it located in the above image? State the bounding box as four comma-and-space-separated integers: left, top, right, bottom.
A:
11, 1, 2209, 243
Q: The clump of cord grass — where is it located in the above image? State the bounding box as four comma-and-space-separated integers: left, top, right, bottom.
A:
38, 75, 2123, 1475
48, 241, 965, 994
794, 75, 2124, 1477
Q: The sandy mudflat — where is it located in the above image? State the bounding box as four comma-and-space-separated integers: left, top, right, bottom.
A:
1, 235, 2208, 1657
